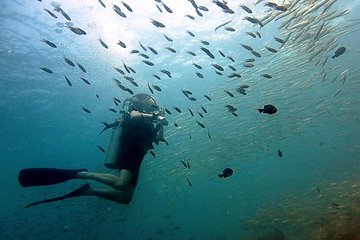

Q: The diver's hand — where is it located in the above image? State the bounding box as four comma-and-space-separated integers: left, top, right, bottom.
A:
157, 115, 169, 126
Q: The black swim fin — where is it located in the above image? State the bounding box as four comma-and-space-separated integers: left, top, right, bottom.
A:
25, 183, 91, 208
18, 168, 88, 187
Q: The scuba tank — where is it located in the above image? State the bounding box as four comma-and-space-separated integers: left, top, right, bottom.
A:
104, 119, 123, 169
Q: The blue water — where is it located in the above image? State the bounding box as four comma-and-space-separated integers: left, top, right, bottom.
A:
1, 0, 359, 239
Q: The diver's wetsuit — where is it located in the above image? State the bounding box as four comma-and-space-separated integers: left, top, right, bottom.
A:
117, 113, 158, 186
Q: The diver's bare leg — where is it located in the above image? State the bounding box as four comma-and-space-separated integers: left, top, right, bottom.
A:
83, 187, 134, 204
75, 169, 133, 190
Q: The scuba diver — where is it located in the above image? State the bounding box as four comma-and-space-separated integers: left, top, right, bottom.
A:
18, 93, 168, 207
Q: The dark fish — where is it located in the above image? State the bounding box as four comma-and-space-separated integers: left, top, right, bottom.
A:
173, 106, 181, 113
96, 94, 99, 98
179, 160, 187, 168
245, 58, 255, 62
97, 145, 106, 153
273, 36, 286, 44
218, 50, 225, 57
54, 7, 71, 21
228, 73, 241, 78
332, 47, 346, 59
162, 2, 173, 13
165, 108, 171, 115
188, 108, 194, 116
148, 83, 154, 94
207, 129, 212, 140
130, 49, 139, 54
139, 53, 149, 59
163, 34, 173, 42
152, 84, 162, 92
113, 97, 121, 105
240, 4, 252, 13
113, 4, 126, 18
261, 74, 272, 79
187, 51, 196, 56
77, 62, 86, 73
39, 67, 53, 73
138, 42, 147, 51
246, 32, 257, 38
173, 121, 178, 127
123, 62, 130, 73
227, 55, 235, 62
108, 108, 117, 113
225, 27, 235, 32
188, 96, 197, 101
186, 161, 190, 169
189, 133, 192, 139
258, 104, 277, 114
201, 40, 210, 45
114, 67, 125, 75
148, 46, 158, 54
117, 40, 126, 48
149, 151, 155, 157
201, 105, 207, 114
215, 20, 232, 31
241, 44, 253, 51
187, 30, 195, 37
255, 31, 262, 38
244, 62, 254, 68
226, 105, 237, 112
195, 8, 203, 17
80, 77, 91, 85
128, 66, 136, 74
150, 18, 165, 28
41, 38, 57, 48
98, 0, 106, 8
186, 177, 192, 187
156, 4, 162, 13
197, 111, 204, 118
278, 150, 283, 157
188, 0, 198, 9
185, 14, 195, 20
64, 75, 72, 86
198, 5, 209, 11
195, 120, 205, 128
81, 106, 91, 113
218, 168, 233, 178
142, 60, 154, 66
165, 47, 176, 53
224, 90, 234, 98
66, 26, 87, 35
251, 50, 262, 58
212, 64, 224, 71
200, 47, 215, 59
121, 1, 133, 12
196, 71, 204, 78
228, 65, 236, 71
193, 62, 202, 69
182, 89, 192, 97
98, 38, 108, 49
215, 71, 223, 76
160, 69, 172, 78
153, 74, 161, 80
265, 46, 278, 53
244, 16, 263, 27
236, 88, 246, 95
44, 8, 57, 18
204, 95, 212, 101
276, 5, 287, 11
63, 57, 75, 67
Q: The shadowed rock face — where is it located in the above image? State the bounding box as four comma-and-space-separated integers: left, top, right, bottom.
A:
257, 229, 286, 240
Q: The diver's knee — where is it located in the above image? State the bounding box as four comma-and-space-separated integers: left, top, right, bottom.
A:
113, 181, 129, 190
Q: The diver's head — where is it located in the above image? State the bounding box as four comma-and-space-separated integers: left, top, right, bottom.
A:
128, 93, 159, 114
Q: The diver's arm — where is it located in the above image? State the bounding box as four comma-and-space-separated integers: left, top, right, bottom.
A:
130, 110, 168, 125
